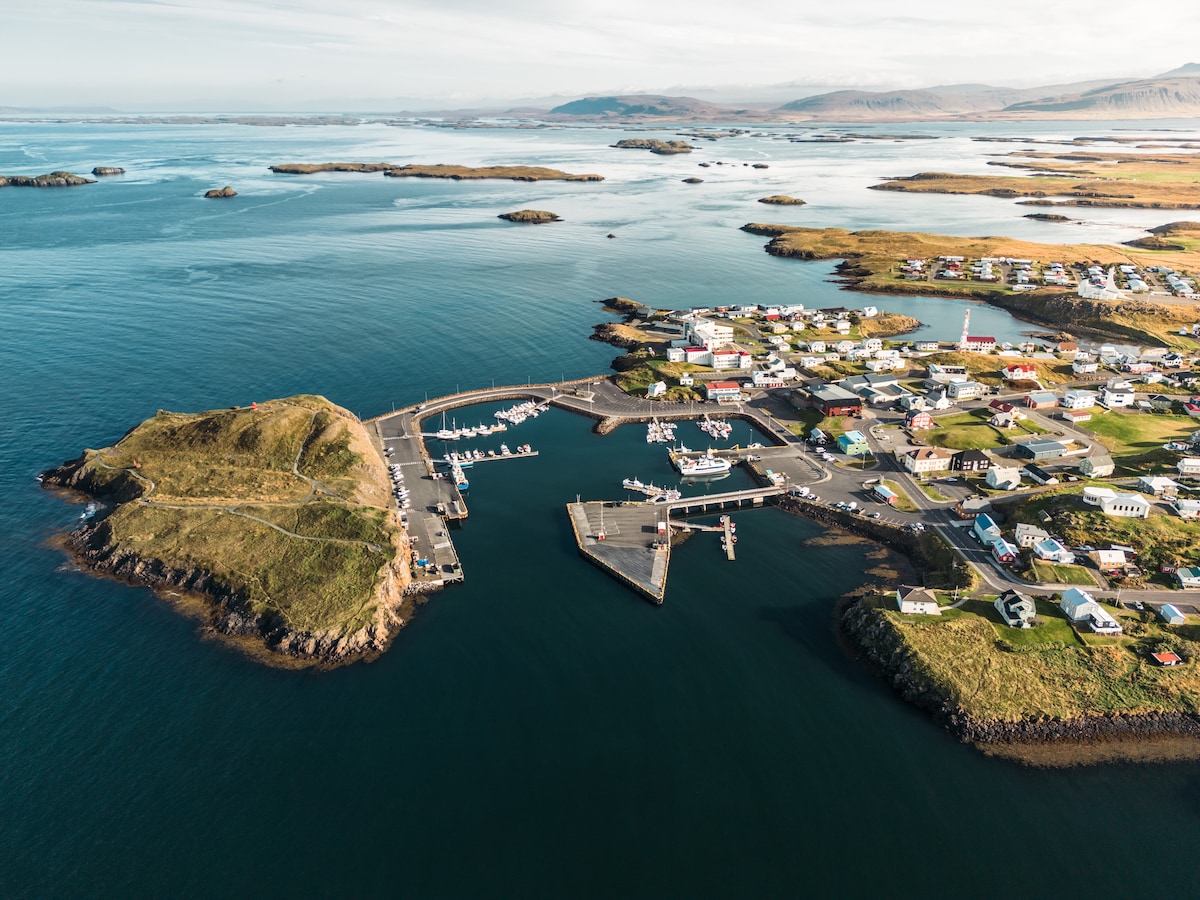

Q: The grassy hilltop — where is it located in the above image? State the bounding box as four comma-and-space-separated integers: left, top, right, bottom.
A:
45, 396, 410, 665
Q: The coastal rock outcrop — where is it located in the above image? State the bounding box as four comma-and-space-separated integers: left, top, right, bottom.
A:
204, 186, 237, 198
91, 166, 126, 176
498, 209, 561, 224
758, 195, 806, 205
682, 177, 704, 184
0, 171, 96, 188
611, 138, 694, 154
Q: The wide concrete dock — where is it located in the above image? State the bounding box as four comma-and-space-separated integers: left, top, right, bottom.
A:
567, 485, 783, 603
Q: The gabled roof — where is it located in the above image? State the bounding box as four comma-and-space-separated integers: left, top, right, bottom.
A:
897, 585, 938, 604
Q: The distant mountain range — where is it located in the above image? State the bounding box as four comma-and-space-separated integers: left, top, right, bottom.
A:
540, 66, 1200, 122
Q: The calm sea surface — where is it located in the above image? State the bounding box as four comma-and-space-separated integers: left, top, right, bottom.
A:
4, 119, 1200, 897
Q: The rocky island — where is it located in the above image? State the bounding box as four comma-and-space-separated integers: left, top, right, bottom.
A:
611, 138, 694, 154
204, 186, 237, 198
498, 209, 561, 223
0, 170, 95, 188
758, 195, 806, 205
42, 396, 411, 668
91, 166, 125, 177
269, 162, 602, 181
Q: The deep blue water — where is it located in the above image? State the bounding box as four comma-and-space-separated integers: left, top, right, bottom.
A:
4, 119, 1200, 897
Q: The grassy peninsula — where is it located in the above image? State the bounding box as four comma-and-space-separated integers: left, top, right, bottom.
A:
43, 396, 410, 667
844, 595, 1200, 759
870, 149, 1200, 209
742, 223, 1200, 345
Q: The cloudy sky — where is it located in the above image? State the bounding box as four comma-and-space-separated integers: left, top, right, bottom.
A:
3, 0, 1192, 110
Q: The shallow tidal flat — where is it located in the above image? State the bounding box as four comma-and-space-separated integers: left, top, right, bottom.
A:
870, 148, 1200, 209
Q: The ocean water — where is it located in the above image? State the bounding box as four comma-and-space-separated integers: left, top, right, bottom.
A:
4, 119, 1200, 897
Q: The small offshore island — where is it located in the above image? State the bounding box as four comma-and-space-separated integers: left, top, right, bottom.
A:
42, 396, 411, 667
498, 209, 561, 223
269, 162, 603, 181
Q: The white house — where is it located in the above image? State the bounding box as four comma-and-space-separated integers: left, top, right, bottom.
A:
947, 380, 985, 401
1102, 379, 1136, 408
1139, 475, 1180, 498
1014, 523, 1050, 548
862, 338, 883, 353
1061, 390, 1097, 410
1176, 566, 1200, 589
861, 306, 879, 318
904, 447, 955, 475
896, 585, 941, 616
646, 381, 667, 398
1034, 538, 1076, 564
666, 347, 686, 363
1072, 358, 1099, 375
1178, 457, 1200, 477
986, 466, 1023, 491
1060, 587, 1123, 634
1173, 498, 1200, 519
1082, 486, 1152, 518
995, 590, 1036, 628
678, 373, 694, 387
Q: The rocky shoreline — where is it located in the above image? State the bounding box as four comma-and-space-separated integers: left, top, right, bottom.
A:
44, 471, 411, 668
839, 597, 1200, 763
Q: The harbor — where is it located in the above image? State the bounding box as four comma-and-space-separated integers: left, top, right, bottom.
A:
368, 376, 794, 598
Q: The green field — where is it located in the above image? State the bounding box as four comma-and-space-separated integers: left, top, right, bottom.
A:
1030, 559, 1098, 586
926, 409, 1009, 451
1083, 410, 1196, 465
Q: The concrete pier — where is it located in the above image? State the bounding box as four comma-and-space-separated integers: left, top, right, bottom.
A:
568, 485, 782, 603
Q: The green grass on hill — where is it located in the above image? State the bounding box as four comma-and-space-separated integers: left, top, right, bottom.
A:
1030, 559, 1098, 586
1083, 410, 1196, 466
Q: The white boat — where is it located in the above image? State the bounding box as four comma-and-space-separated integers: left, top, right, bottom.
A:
675, 451, 732, 477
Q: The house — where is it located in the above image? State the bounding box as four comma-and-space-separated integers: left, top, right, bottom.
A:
914, 341, 940, 352
1148, 394, 1177, 411
903, 447, 954, 475
1139, 475, 1180, 499
1072, 358, 1099, 375
873, 484, 898, 505
1034, 538, 1076, 564
989, 400, 1016, 415
1089, 549, 1128, 572
973, 513, 1003, 546
991, 539, 1019, 564
1061, 390, 1097, 410
956, 496, 994, 518
986, 466, 1023, 491
1015, 439, 1069, 461
1024, 464, 1059, 486
1101, 385, 1136, 408
807, 384, 862, 417
1003, 363, 1038, 382
1152, 651, 1184, 666
1174, 498, 1200, 519
861, 338, 883, 353
962, 335, 996, 352
1059, 408, 1093, 424
946, 380, 984, 401
666, 347, 686, 363
896, 585, 941, 616
1178, 457, 1200, 478
990, 411, 1015, 429
1082, 486, 1152, 518
904, 410, 933, 430
1159, 604, 1187, 626
1014, 523, 1050, 548
1060, 588, 1123, 634
678, 373, 694, 387
927, 363, 969, 383
646, 381, 667, 398
1024, 391, 1059, 409
994, 590, 1036, 628
752, 371, 787, 388
703, 381, 743, 403
1176, 566, 1200, 588
1079, 454, 1115, 478
837, 430, 871, 457
952, 449, 991, 472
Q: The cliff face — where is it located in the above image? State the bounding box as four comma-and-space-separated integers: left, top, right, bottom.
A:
59, 512, 411, 664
